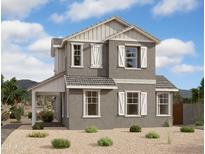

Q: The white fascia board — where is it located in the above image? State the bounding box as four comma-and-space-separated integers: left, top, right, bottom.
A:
66, 85, 118, 89
155, 88, 179, 92
114, 79, 156, 84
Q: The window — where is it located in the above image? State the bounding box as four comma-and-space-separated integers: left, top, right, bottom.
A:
83, 90, 100, 117
125, 47, 140, 68
126, 91, 140, 116
157, 93, 170, 116
71, 43, 83, 67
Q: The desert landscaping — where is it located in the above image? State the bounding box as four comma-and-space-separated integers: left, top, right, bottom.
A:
2, 126, 203, 154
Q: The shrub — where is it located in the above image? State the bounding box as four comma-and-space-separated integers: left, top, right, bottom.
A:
32, 121, 44, 130
145, 131, 160, 139
180, 126, 195, 133
195, 120, 203, 126
28, 112, 32, 119
41, 111, 54, 122
9, 107, 16, 119
28, 132, 48, 138
129, 124, 141, 132
51, 139, 71, 149
85, 126, 98, 133
1, 111, 10, 121
13, 107, 24, 121
98, 137, 113, 146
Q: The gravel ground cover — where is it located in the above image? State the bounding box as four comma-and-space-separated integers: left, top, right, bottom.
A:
2, 126, 203, 154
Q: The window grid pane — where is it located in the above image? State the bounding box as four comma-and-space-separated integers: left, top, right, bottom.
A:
85, 91, 98, 116
73, 45, 81, 66
158, 93, 169, 115
127, 92, 139, 115
125, 47, 140, 68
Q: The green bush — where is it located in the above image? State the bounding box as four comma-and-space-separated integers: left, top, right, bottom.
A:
195, 120, 203, 126
180, 126, 195, 133
1, 111, 10, 121
98, 137, 113, 146
85, 126, 98, 133
145, 131, 160, 139
129, 124, 141, 132
51, 138, 71, 149
41, 111, 54, 122
13, 107, 24, 121
32, 121, 44, 130
28, 112, 32, 119
9, 107, 16, 119
28, 132, 48, 138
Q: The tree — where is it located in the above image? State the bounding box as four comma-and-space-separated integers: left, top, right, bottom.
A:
199, 78, 204, 100
191, 88, 199, 103
191, 77, 204, 103
1, 77, 28, 106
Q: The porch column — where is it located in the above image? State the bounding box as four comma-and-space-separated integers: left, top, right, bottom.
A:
32, 91, 36, 126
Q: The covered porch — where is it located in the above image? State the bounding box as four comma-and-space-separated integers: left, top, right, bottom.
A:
28, 72, 65, 126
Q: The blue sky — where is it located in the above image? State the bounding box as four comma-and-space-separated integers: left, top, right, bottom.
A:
1, 0, 204, 89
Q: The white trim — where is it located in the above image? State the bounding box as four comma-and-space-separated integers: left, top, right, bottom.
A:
104, 26, 134, 41
104, 26, 160, 43
124, 68, 141, 70
156, 92, 171, 116
125, 43, 141, 47
114, 79, 156, 84
125, 90, 141, 117
71, 40, 104, 43
110, 38, 155, 43
71, 43, 84, 67
156, 88, 178, 92
83, 90, 101, 118
67, 85, 118, 89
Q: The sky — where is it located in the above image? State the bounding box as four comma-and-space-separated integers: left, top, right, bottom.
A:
1, 0, 204, 90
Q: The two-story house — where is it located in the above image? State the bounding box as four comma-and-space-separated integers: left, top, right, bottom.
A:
29, 16, 178, 129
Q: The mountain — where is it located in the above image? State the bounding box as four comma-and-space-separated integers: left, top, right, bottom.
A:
179, 89, 192, 99
17, 79, 38, 89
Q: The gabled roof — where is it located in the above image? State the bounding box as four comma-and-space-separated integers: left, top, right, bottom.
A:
104, 25, 160, 43
156, 75, 178, 90
52, 16, 159, 51
64, 16, 130, 41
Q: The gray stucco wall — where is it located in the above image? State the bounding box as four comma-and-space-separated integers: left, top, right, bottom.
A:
65, 42, 108, 77
66, 84, 173, 130
108, 40, 156, 79
183, 104, 204, 125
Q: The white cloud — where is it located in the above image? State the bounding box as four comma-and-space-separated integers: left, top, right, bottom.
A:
49, 13, 65, 24
2, 20, 53, 81
2, 0, 48, 19
156, 38, 196, 68
172, 64, 203, 73
2, 20, 46, 43
28, 37, 52, 55
50, 0, 153, 22
153, 0, 198, 16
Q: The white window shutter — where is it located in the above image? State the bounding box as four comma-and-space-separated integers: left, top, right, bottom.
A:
141, 92, 147, 115
118, 45, 125, 67
141, 46, 147, 68
91, 45, 95, 67
98, 46, 102, 67
118, 92, 125, 115
91, 44, 102, 68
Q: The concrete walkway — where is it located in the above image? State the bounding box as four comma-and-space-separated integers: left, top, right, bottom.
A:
1, 123, 21, 144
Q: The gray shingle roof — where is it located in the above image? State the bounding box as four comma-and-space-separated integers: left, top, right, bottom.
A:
156, 75, 177, 89
65, 76, 116, 87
